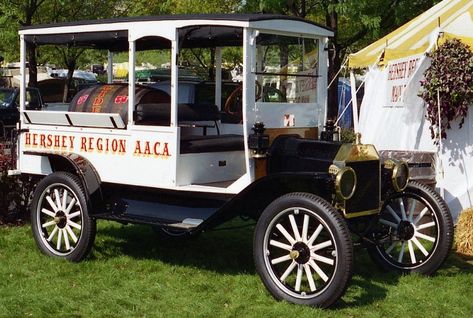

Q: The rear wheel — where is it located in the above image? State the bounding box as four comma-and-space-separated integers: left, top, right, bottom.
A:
254, 193, 353, 308
31, 172, 96, 262
368, 181, 453, 274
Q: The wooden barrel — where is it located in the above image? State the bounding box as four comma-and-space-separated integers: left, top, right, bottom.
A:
69, 83, 170, 123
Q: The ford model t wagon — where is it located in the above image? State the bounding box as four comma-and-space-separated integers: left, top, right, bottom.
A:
13, 14, 453, 307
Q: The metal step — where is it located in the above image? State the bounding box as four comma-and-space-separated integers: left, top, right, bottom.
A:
167, 218, 203, 229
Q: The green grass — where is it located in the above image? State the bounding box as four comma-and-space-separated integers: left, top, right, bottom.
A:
1, 220, 472, 318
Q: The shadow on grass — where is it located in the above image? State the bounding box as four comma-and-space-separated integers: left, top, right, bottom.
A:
92, 221, 473, 308
93, 220, 257, 274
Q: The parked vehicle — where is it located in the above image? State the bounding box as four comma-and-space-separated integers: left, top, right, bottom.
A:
0, 87, 43, 138
11, 14, 453, 308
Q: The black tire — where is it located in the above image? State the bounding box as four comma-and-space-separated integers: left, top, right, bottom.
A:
368, 181, 453, 275
254, 192, 353, 308
31, 172, 96, 262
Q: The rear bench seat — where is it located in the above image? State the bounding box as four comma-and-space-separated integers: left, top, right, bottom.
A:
135, 103, 244, 154
135, 103, 220, 125
180, 135, 244, 154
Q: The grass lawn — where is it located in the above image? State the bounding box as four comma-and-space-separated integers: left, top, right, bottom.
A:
0, 220, 472, 318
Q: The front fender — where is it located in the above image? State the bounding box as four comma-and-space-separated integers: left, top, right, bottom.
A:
197, 172, 334, 231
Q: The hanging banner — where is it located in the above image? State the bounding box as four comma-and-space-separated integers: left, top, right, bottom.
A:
385, 54, 423, 108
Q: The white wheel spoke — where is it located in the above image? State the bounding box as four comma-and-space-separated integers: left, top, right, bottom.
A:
301, 214, 309, 243
408, 240, 416, 264
271, 254, 292, 265
408, 199, 416, 222
280, 261, 297, 282
303, 264, 316, 292
386, 205, 401, 223
68, 211, 81, 220
67, 220, 82, 231
288, 214, 302, 242
46, 196, 59, 213
411, 236, 429, 257
57, 229, 63, 250
62, 190, 68, 213
416, 221, 436, 231
63, 229, 71, 250
309, 259, 329, 282
65, 198, 77, 215
311, 253, 334, 266
380, 218, 398, 229
310, 240, 332, 251
398, 241, 406, 263
270, 239, 292, 251
47, 226, 59, 241
415, 231, 436, 242
295, 265, 303, 292
65, 225, 78, 244
42, 220, 57, 228
54, 189, 62, 210
307, 224, 323, 246
413, 207, 429, 225
276, 224, 295, 245
399, 198, 407, 220
41, 208, 56, 218
385, 241, 398, 255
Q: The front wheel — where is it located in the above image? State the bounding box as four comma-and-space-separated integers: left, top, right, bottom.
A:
368, 181, 453, 274
254, 193, 353, 308
31, 172, 96, 262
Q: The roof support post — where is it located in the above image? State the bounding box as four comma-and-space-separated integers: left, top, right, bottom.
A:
318, 37, 329, 132
19, 35, 26, 114
215, 47, 222, 110
128, 40, 136, 126
107, 51, 113, 84
170, 31, 179, 127
350, 70, 359, 133
243, 28, 257, 182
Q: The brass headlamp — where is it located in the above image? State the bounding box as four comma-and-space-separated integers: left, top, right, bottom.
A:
384, 159, 409, 192
329, 164, 357, 200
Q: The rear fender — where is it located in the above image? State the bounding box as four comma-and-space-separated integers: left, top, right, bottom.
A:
24, 152, 103, 212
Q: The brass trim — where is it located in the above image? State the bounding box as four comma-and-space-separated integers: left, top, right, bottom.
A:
385, 159, 410, 192
335, 167, 357, 200
334, 143, 380, 162
343, 208, 380, 219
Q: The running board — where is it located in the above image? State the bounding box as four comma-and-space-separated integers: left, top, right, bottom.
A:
167, 218, 203, 229
93, 214, 203, 229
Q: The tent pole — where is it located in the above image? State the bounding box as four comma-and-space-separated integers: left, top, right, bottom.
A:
350, 70, 359, 133
437, 88, 445, 199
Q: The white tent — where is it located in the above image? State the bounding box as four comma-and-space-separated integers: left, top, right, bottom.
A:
348, 0, 473, 220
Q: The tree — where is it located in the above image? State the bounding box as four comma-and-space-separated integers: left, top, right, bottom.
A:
246, 0, 440, 120
0, 0, 48, 86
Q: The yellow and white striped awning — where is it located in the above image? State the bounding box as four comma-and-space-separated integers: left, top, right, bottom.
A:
349, 0, 473, 68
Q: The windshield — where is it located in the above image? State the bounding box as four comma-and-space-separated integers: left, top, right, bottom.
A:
0, 90, 15, 108
256, 34, 319, 103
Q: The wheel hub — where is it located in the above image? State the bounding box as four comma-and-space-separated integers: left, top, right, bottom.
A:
397, 220, 415, 240
291, 242, 311, 264
54, 211, 67, 229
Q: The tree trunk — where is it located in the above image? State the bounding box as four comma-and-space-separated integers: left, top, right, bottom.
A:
326, 8, 340, 121
27, 43, 38, 87
63, 62, 75, 103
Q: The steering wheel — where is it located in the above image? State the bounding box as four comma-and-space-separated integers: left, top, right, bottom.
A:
223, 81, 262, 123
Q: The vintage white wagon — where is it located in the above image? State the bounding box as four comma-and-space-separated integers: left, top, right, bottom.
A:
11, 14, 453, 307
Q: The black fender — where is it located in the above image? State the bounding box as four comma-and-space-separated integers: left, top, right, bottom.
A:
24, 151, 103, 212
196, 172, 334, 231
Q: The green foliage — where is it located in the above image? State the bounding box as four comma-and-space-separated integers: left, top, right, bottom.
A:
0, 141, 35, 225
420, 39, 473, 141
